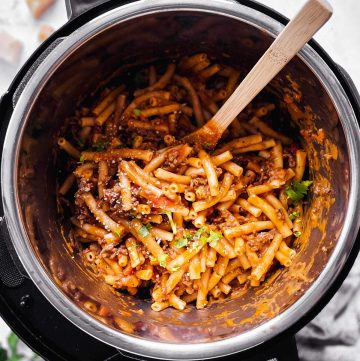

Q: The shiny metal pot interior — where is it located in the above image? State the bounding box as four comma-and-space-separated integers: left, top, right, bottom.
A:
2, 0, 360, 359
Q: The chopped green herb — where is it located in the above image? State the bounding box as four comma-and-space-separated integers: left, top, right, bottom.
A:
145, 223, 153, 231
172, 264, 181, 272
185, 233, 194, 240
113, 230, 121, 238
138, 225, 150, 237
194, 226, 208, 238
133, 108, 142, 117
79, 155, 85, 164
159, 254, 168, 268
192, 241, 199, 249
289, 211, 300, 221
163, 211, 177, 234
208, 230, 222, 247
175, 238, 188, 248
92, 140, 109, 152
285, 180, 313, 203
294, 231, 302, 238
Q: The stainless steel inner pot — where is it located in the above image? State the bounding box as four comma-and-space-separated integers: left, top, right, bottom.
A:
2, 0, 360, 359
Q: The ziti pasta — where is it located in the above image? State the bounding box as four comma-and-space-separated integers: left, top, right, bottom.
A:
58, 53, 312, 312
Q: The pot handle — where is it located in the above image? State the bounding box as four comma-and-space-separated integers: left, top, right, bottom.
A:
65, 0, 108, 19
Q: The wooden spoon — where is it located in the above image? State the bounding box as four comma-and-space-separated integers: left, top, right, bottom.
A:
183, 0, 332, 148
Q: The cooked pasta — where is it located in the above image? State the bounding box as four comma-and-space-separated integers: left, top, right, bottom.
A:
58, 53, 311, 312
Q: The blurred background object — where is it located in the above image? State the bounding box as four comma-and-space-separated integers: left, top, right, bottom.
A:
0, 1, 359, 361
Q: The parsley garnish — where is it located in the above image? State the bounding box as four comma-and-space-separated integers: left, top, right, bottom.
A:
92, 140, 109, 152
159, 254, 168, 268
163, 211, 177, 235
172, 264, 181, 272
289, 211, 300, 221
133, 108, 141, 117
208, 230, 222, 247
113, 230, 121, 238
145, 223, 153, 231
194, 226, 208, 239
138, 225, 150, 237
79, 155, 85, 164
294, 231, 302, 237
285, 180, 313, 203
175, 238, 188, 248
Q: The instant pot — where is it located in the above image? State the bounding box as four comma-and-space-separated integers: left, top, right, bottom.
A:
1, 0, 360, 360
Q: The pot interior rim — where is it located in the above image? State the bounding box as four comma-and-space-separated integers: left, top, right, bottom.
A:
2, 1, 360, 359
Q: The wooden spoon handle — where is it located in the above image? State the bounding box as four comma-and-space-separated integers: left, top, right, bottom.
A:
213, 0, 332, 134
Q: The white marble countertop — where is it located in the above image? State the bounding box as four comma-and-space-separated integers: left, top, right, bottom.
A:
0, 1, 359, 360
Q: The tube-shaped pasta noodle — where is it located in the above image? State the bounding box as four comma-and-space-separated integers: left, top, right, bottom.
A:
92, 86, 124, 116
128, 219, 165, 261
174, 75, 204, 126
123, 91, 170, 118
134, 63, 176, 96
154, 168, 191, 185
214, 134, 262, 154
206, 246, 217, 267
247, 182, 281, 196
125, 238, 141, 268
222, 268, 242, 285
128, 119, 169, 133
95, 102, 115, 126
167, 237, 207, 272
295, 150, 307, 181
207, 272, 222, 291
199, 150, 219, 196
248, 195, 292, 237
151, 301, 169, 312
59, 173, 75, 195
233, 139, 276, 154
81, 192, 125, 237
214, 256, 229, 276
169, 292, 186, 310
188, 254, 201, 280
220, 161, 243, 177
140, 103, 181, 118
166, 265, 187, 294
251, 233, 283, 281
211, 238, 236, 259
249, 116, 292, 145
192, 173, 233, 212
264, 194, 293, 229
234, 237, 245, 256
98, 161, 108, 199
81, 117, 95, 127
82, 148, 153, 162
279, 241, 296, 259
120, 161, 162, 197
58, 138, 81, 159
118, 171, 132, 211
272, 142, 283, 169
237, 198, 262, 217
196, 268, 211, 309
180, 53, 208, 70
188, 157, 202, 168
223, 221, 274, 238
150, 227, 174, 242
199, 63, 221, 79
275, 251, 292, 267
